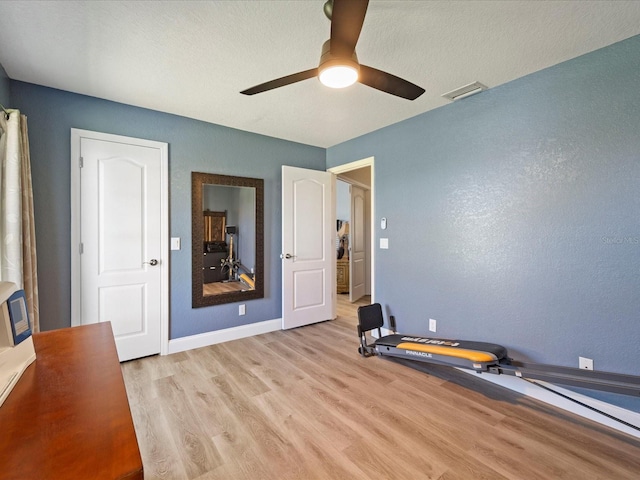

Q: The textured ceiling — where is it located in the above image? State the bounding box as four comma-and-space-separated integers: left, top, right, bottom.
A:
1, 1, 640, 147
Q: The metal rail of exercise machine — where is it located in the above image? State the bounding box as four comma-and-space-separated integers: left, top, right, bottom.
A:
357, 303, 640, 398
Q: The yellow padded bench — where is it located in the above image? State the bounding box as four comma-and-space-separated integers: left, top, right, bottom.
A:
373, 334, 509, 371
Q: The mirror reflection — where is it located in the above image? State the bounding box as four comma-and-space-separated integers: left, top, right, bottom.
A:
192, 172, 264, 308
202, 184, 256, 295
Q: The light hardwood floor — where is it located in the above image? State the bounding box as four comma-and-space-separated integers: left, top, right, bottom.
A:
122, 296, 640, 479
203, 280, 250, 296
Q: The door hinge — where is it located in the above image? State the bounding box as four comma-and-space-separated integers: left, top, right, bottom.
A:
79, 243, 83, 254
79, 156, 83, 168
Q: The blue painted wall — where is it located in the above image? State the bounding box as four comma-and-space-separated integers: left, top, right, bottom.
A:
0, 62, 10, 107
10, 81, 325, 337
328, 36, 640, 410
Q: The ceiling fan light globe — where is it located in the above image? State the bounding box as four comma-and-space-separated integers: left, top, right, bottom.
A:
319, 65, 359, 89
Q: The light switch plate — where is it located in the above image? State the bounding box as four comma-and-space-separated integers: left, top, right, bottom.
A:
380, 238, 389, 249
171, 237, 181, 250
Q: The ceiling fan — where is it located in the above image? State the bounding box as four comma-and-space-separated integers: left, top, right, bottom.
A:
240, 0, 425, 100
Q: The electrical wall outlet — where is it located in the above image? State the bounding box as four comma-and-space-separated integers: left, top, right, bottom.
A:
579, 356, 593, 370
429, 318, 437, 333
239, 304, 246, 316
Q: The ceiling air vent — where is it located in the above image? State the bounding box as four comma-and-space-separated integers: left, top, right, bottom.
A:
442, 81, 488, 101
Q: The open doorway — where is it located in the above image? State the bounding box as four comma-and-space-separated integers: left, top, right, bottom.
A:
329, 157, 374, 317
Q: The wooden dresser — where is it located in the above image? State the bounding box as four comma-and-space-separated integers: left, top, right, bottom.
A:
337, 258, 349, 294
0, 322, 143, 480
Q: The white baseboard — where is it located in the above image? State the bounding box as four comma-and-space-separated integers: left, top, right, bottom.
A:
167, 318, 281, 354
458, 368, 640, 439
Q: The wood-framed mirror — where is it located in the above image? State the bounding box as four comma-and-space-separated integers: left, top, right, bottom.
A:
192, 172, 264, 307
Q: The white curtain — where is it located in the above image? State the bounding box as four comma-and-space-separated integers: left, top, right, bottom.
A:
0, 110, 39, 332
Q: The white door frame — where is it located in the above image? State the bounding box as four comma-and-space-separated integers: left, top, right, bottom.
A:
328, 156, 375, 304
70, 129, 170, 356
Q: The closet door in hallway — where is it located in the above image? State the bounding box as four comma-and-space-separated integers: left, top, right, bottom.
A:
350, 184, 366, 302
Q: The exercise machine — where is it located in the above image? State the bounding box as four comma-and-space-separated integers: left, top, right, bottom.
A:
358, 303, 640, 397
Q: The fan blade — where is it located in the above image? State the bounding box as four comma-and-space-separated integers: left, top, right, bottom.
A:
240, 68, 319, 95
330, 0, 369, 57
359, 65, 425, 100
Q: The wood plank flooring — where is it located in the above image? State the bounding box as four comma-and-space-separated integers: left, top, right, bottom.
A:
203, 280, 250, 296
122, 295, 640, 479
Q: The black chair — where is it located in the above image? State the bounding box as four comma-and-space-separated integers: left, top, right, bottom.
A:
357, 303, 384, 357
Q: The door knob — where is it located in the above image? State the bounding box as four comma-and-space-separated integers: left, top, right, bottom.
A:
280, 253, 296, 259
143, 259, 159, 266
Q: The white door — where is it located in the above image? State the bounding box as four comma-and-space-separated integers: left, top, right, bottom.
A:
282, 166, 335, 329
350, 185, 366, 302
71, 129, 168, 362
